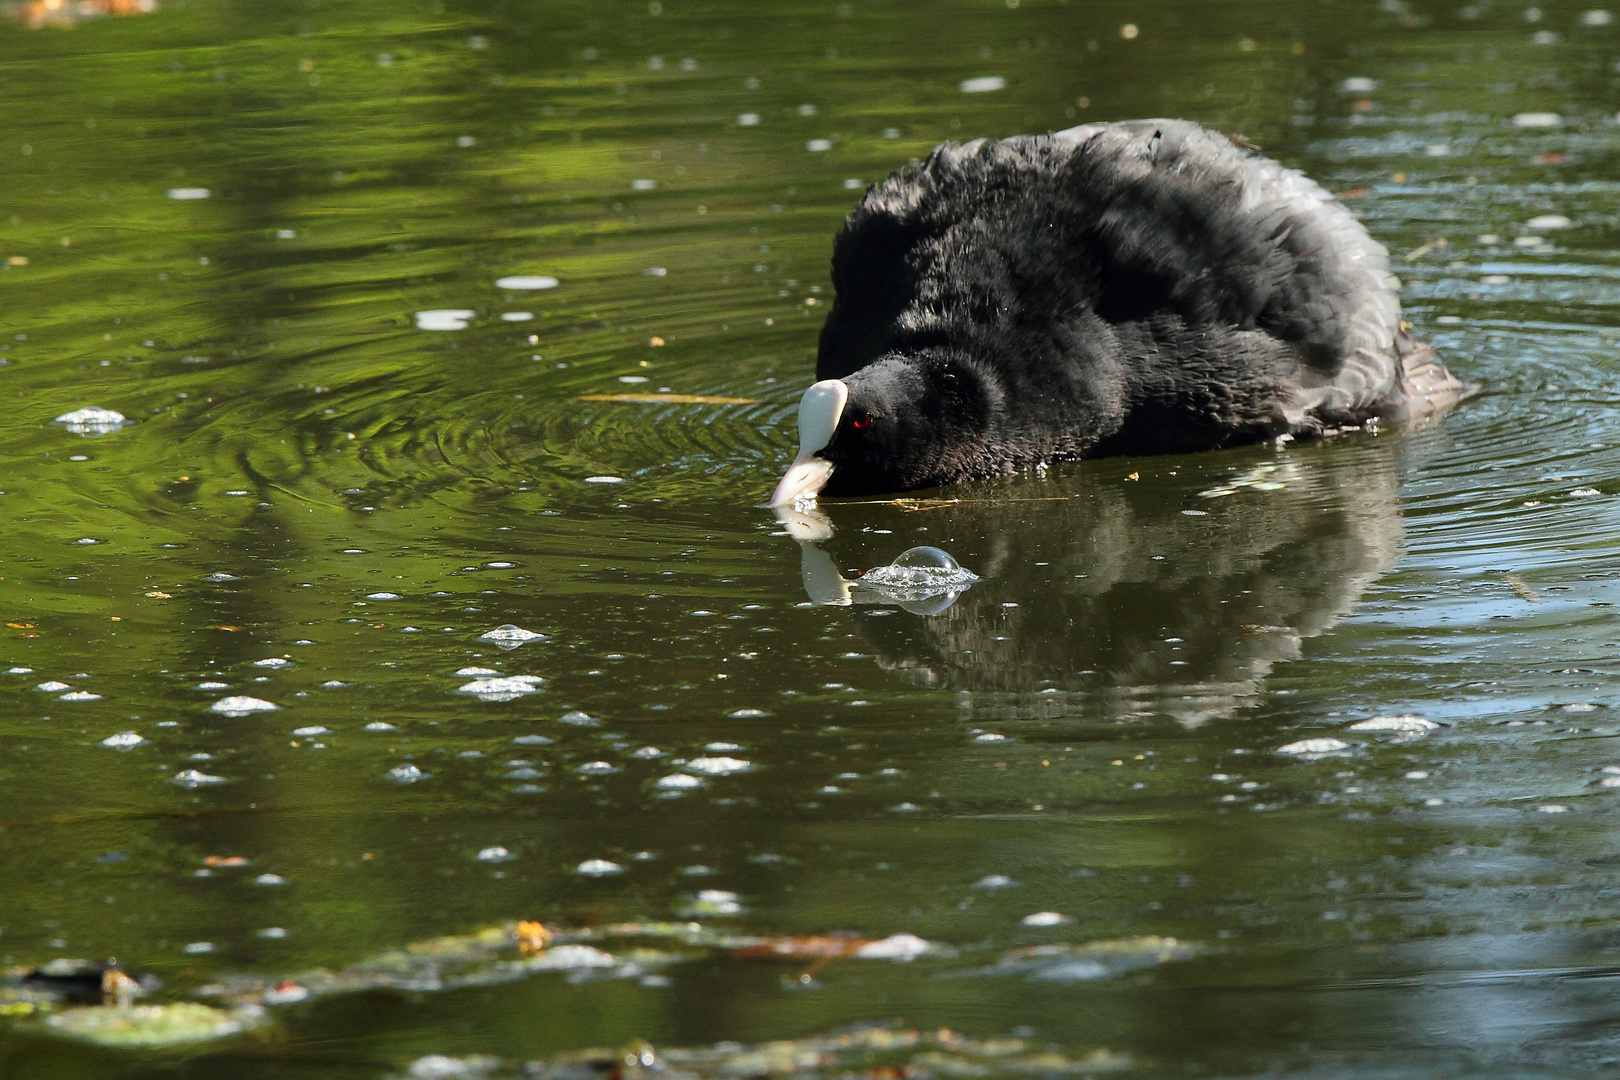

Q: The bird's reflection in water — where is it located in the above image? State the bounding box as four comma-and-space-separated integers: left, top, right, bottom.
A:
777, 445, 1404, 726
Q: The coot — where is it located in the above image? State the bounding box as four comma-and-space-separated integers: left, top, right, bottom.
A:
770, 119, 1464, 506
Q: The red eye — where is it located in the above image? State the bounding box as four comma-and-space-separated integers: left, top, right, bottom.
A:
850, 415, 872, 430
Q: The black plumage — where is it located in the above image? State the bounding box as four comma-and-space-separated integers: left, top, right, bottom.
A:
782, 119, 1464, 501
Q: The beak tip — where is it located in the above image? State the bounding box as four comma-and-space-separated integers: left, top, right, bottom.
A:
770, 456, 834, 508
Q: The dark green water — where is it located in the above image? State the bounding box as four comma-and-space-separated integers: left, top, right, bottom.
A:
6, 0, 1620, 1075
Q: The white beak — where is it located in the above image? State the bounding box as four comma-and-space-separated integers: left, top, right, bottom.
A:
769, 379, 847, 507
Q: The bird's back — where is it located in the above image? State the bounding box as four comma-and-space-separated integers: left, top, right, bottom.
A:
818, 120, 1455, 442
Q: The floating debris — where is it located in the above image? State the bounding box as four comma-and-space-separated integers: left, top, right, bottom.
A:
165, 186, 211, 200
475, 847, 515, 863
1198, 460, 1301, 498
733, 935, 872, 960
959, 75, 1006, 93
8, 0, 158, 30
976, 936, 1201, 983
1512, 112, 1562, 127
171, 769, 228, 788
477, 624, 546, 649
35, 680, 70, 692
1021, 912, 1074, 928
209, 696, 278, 716
291, 725, 330, 737
456, 675, 544, 702
494, 1026, 1129, 1080
252, 657, 289, 668
557, 710, 598, 726
514, 921, 551, 953
1276, 737, 1351, 758
43, 1002, 260, 1047
1346, 715, 1439, 738
1527, 214, 1573, 229
655, 774, 704, 790
100, 731, 145, 750
574, 859, 623, 877
576, 393, 757, 404
57, 690, 101, 702
386, 764, 429, 783
680, 890, 745, 917
52, 407, 129, 435
684, 757, 752, 777
853, 933, 936, 960
494, 275, 559, 290
6, 921, 1070, 1053
408, 1054, 501, 1078
415, 310, 475, 331
262, 981, 308, 1003
973, 874, 1019, 890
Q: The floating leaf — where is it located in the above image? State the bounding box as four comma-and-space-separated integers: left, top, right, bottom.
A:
42, 1002, 260, 1047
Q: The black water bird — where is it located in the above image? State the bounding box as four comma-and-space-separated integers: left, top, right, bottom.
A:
12, 959, 151, 1004
770, 119, 1464, 505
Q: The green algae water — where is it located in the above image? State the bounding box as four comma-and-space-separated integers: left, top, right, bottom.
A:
7, 0, 1620, 1075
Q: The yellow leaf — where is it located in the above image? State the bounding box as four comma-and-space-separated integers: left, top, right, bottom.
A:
576, 394, 756, 405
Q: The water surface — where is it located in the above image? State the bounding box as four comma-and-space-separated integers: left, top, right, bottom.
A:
5, 0, 1620, 1076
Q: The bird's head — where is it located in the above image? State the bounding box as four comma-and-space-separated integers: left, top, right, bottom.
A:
768, 354, 993, 505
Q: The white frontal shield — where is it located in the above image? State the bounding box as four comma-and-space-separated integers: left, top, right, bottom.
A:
768, 379, 847, 507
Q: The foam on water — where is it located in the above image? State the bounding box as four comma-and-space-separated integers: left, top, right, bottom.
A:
494, 275, 559, 290
456, 676, 543, 701
574, 858, 623, 876
172, 769, 228, 787
857, 546, 981, 602
52, 407, 128, 434
210, 696, 278, 716
684, 756, 752, 776
958, 76, 1006, 93
477, 624, 545, 648
414, 310, 475, 330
